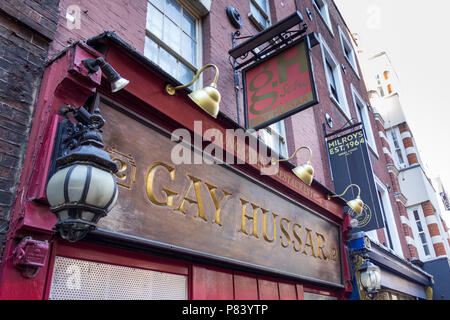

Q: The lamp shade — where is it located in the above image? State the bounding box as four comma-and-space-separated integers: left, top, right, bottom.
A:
359, 261, 381, 293
347, 197, 364, 216
46, 164, 118, 242
292, 161, 314, 186
165, 64, 220, 118
111, 77, 130, 93
188, 84, 221, 118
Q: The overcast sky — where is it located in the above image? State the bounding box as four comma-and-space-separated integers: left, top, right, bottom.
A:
335, 0, 450, 222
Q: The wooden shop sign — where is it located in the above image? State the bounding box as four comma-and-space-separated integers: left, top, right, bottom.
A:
99, 101, 342, 286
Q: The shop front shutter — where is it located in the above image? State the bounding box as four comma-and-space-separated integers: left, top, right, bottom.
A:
49, 256, 187, 300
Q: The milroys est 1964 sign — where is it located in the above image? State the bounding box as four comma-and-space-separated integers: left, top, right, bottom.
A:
243, 38, 318, 130
98, 101, 343, 287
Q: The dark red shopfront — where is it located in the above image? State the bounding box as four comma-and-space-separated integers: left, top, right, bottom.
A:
0, 33, 351, 300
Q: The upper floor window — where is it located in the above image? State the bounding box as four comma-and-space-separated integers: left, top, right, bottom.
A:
326, 60, 338, 100
374, 176, 404, 258
408, 206, 433, 260
351, 85, 377, 155
260, 121, 288, 159
320, 35, 350, 118
249, 0, 271, 30
312, 0, 333, 34
338, 26, 359, 76
388, 128, 407, 169
145, 0, 200, 88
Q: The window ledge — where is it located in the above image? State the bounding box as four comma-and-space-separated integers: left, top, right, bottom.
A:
248, 12, 265, 31
329, 94, 351, 121
181, 0, 211, 17
344, 56, 360, 79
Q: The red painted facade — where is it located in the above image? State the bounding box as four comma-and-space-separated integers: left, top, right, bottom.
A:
0, 0, 415, 300
0, 36, 350, 299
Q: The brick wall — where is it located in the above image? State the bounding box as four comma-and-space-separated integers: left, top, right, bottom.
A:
46, 0, 383, 190
0, 0, 59, 258
49, 0, 146, 58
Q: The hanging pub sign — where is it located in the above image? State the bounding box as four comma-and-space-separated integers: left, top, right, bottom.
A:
242, 37, 319, 130
326, 128, 385, 232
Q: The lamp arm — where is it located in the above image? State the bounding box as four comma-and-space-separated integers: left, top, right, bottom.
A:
328, 184, 361, 199
173, 64, 219, 91
273, 146, 312, 164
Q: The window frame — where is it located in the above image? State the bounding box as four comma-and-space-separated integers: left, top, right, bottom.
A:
351, 84, 378, 156
312, 0, 333, 35
338, 25, 360, 77
319, 34, 350, 119
144, 0, 202, 89
374, 175, 404, 258
387, 127, 408, 169
259, 120, 289, 159
248, 0, 271, 31
408, 205, 435, 261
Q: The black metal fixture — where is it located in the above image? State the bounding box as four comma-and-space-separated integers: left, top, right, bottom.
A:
46, 94, 118, 242
226, 6, 242, 29
82, 57, 129, 93
229, 11, 309, 70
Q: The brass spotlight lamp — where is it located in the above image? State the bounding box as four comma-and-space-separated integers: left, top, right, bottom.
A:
165, 64, 220, 118
327, 184, 364, 216
271, 146, 314, 186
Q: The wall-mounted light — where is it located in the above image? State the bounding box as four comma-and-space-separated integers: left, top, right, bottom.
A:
327, 183, 364, 215
359, 259, 381, 299
82, 57, 129, 93
46, 96, 119, 242
272, 146, 314, 186
165, 64, 221, 118
226, 6, 242, 29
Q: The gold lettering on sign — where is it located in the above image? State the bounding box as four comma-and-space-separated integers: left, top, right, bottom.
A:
205, 182, 232, 226
146, 162, 178, 207
144, 161, 233, 226
107, 146, 137, 190
316, 232, 328, 260
239, 199, 259, 238
303, 228, 316, 258
174, 175, 206, 221
262, 212, 278, 243
279, 218, 291, 248
292, 223, 303, 252
142, 160, 340, 263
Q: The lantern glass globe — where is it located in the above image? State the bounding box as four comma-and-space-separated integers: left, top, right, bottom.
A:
46, 163, 118, 241
359, 261, 381, 293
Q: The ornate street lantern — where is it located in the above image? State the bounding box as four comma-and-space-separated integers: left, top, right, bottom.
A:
46, 101, 118, 242
359, 260, 381, 298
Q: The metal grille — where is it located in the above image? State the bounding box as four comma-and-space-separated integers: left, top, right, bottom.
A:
49, 256, 187, 300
